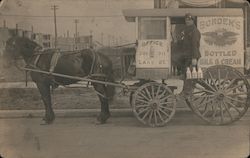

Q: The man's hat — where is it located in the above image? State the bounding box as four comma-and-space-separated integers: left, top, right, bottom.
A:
185, 13, 194, 20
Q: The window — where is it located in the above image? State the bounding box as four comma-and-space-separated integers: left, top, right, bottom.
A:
139, 17, 166, 40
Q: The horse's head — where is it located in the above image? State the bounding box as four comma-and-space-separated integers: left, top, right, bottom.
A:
4, 36, 41, 62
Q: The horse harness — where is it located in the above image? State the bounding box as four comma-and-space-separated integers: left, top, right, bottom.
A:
28, 48, 110, 99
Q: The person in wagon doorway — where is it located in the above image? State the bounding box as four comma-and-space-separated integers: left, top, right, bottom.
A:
181, 13, 201, 96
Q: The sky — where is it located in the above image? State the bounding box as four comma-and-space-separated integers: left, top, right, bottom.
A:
0, 0, 153, 45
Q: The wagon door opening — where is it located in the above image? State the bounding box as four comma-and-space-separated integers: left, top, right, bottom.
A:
135, 17, 171, 80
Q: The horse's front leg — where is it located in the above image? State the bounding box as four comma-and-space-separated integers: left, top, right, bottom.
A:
36, 82, 55, 124
97, 96, 110, 124
93, 84, 110, 124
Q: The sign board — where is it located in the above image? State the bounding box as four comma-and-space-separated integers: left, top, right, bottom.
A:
197, 16, 244, 68
136, 40, 170, 69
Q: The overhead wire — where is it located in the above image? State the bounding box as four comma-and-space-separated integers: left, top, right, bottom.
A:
0, 14, 123, 18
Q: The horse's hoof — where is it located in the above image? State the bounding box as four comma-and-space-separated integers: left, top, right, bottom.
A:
96, 113, 110, 124
95, 120, 106, 125
42, 116, 55, 125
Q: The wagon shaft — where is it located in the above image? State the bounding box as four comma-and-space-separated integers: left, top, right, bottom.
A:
22, 67, 127, 89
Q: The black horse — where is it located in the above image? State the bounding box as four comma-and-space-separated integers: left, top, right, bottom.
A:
4, 36, 115, 124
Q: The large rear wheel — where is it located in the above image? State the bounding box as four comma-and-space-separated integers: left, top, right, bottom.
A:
186, 65, 250, 125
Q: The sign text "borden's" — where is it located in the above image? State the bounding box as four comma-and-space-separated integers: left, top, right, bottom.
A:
199, 17, 241, 30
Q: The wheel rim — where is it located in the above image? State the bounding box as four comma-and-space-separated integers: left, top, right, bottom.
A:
187, 65, 249, 125
132, 82, 176, 127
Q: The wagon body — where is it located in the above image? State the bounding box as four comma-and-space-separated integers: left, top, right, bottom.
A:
123, 8, 248, 77
122, 6, 250, 127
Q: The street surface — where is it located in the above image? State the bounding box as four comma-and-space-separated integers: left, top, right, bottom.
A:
0, 111, 249, 158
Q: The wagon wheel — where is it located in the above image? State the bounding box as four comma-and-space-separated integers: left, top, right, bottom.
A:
129, 80, 154, 106
186, 65, 250, 125
132, 82, 176, 127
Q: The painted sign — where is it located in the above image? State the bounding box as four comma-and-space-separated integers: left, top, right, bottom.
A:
197, 16, 244, 68
136, 40, 170, 68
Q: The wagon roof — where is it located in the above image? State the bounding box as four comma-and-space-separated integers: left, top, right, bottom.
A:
123, 8, 243, 22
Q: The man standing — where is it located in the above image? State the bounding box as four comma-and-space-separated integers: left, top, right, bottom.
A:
182, 13, 201, 72
181, 13, 201, 96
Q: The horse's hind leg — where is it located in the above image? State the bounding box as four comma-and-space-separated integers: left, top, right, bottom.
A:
36, 82, 55, 124
93, 84, 110, 124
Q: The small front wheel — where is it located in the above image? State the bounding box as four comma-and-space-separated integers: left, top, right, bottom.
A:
132, 82, 176, 127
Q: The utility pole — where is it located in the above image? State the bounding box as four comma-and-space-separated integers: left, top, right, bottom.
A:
101, 32, 104, 45
51, 5, 58, 48
89, 30, 93, 48
74, 19, 79, 50
3, 20, 6, 28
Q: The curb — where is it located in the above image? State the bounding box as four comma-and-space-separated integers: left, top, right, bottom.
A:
0, 108, 192, 119
0, 109, 134, 118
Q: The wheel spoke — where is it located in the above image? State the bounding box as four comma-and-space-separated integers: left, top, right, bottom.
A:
212, 104, 218, 120
218, 69, 221, 90
195, 83, 215, 94
154, 110, 157, 125
208, 71, 218, 91
158, 89, 168, 98
192, 91, 207, 101
224, 99, 242, 114
135, 98, 149, 105
192, 96, 207, 107
225, 96, 246, 104
224, 70, 229, 82
197, 80, 216, 92
193, 97, 214, 110
144, 87, 152, 100
141, 109, 151, 120
159, 95, 172, 102
192, 90, 206, 95
159, 108, 170, 117
138, 107, 149, 115
135, 104, 149, 109
156, 85, 161, 96
223, 79, 237, 91
222, 100, 233, 121
156, 110, 165, 122
151, 85, 155, 98
225, 82, 246, 94
145, 87, 153, 99
159, 105, 173, 111
159, 101, 175, 105
219, 102, 224, 123
227, 92, 248, 96
148, 110, 153, 124
221, 71, 230, 90
138, 91, 150, 101
192, 94, 216, 98
201, 104, 210, 117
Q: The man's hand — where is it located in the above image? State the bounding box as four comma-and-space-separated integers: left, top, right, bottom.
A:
192, 58, 197, 66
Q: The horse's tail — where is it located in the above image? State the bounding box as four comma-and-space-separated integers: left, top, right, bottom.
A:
106, 75, 115, 102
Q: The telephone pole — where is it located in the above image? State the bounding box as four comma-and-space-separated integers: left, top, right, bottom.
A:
74, 19, 79, 50
51, 5, 58, 48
